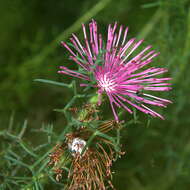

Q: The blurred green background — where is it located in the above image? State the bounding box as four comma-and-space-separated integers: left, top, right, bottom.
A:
1, 0, 190, 189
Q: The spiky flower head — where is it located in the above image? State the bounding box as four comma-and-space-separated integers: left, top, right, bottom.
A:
58, 19, 172, 121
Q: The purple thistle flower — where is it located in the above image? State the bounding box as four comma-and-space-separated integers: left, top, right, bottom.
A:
58, 19, 172, 121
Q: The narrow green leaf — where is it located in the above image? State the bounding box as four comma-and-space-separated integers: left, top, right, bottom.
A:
18, 120, 28, 139
19, 141, 38, 158
4, 156, 30, 169
34, 79, 72, 88
36, 159, 49, 174
8, 112, 15, 132
141, 1, 160, 8
34, 180, 40, 190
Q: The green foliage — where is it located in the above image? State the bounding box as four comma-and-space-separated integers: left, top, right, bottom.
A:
0, 0, 190, 189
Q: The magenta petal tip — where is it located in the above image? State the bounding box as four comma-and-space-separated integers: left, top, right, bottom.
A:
59, 19, 172, 121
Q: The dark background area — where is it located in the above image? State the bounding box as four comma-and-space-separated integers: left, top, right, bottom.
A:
0, 0, 190, 189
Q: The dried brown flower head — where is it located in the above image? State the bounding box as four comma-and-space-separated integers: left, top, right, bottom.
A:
48, 104, 125, 189
67, 143, 116, 190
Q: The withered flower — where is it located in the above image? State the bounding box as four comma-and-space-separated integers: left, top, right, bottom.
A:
49, 105, 124, 190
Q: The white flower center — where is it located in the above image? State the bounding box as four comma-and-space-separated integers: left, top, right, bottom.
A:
99, 74, 116, 92
68, 138, 86, 156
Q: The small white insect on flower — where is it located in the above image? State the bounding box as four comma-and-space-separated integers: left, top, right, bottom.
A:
68, 137, 87, 156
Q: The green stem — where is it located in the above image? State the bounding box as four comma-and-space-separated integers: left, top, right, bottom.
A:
81, 131, 98, 155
